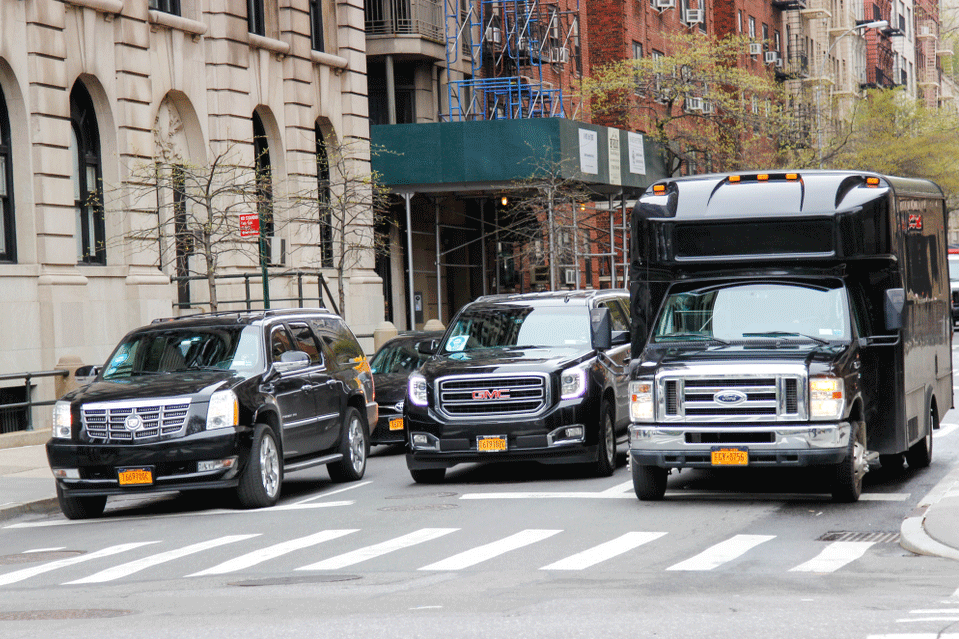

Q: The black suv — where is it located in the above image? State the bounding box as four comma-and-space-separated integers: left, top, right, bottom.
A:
405, 290, 632, 483
46, 308, 376, 519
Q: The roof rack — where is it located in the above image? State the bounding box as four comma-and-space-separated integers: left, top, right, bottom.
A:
150, 306, 329, 324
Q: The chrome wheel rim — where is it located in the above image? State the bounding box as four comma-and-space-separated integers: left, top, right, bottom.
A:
260, 435, 280, 499
604, 416, 615, 464
852, 424, 867, 490
348, 415, 366, 474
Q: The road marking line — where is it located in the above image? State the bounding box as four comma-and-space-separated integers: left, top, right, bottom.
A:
788, 541, 874, 573
908, 609, 959, 614
860, 493, 910, 501
896, 618, 959, 623
64, 535, 260, 584
935, 423, 958, 438
541, 531, 667, 570
299, 528, 459, 571
869, 635, 959, 638
600, 481, 634, 495
292, 482, 373, 505
666, 534, 775, 571
0, 542, 158, 586
188, 530, 359, 576
419, 529, 562, 571
459, 492, 633, 500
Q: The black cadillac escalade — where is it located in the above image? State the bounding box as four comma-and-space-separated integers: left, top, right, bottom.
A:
404, 290, 632, 483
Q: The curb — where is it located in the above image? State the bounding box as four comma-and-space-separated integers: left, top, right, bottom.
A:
0, 498, 60, 523
899, 467, 959, 561
0, 430, 48, 449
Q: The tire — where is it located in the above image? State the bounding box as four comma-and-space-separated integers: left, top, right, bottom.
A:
906, 404, 935, 470
632, 462, 667, 501
56, 484, 106, 520
237, 423, 282, 509
328, 407, 369, 483
832, 420, 867, 503
593, 402, 617, 477
410, 468, 446, 484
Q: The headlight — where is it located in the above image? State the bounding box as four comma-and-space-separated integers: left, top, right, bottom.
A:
206, 390, 238, 430
630, 380, 655, 422
560, 365, 587, 400
52, 400, 72, 439
809, 376, 844, 420
408, 372, 428, 407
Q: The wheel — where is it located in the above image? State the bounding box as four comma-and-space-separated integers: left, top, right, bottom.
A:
593, 402, 616, 477
410, 468, 446, 484
906, 404, 935, 470
631, 462, 667, 501
328, 407, 369, 482
832, 419, 867, 503
56, 484, 106, 520
237, 423, 281, 509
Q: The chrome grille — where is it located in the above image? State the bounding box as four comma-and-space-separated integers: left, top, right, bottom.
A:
437, 374, 548, 418
82, 398, 191, 441
660, 369, 805, 422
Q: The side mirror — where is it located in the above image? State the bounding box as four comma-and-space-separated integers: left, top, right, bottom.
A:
884, 287, 905, 331
270, 350, 311, 377
75, 365, 100, 385
417, 339, 438, 356
590, 307, 612, 351
611, 330, 631, 347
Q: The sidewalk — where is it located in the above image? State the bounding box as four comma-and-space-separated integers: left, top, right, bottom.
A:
1, 430, 958, 560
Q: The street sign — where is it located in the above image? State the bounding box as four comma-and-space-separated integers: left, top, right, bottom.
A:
239, 212, 259, 238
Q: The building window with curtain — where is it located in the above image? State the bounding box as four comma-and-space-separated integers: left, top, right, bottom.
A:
316, 126, 333, 268
0, 85, 15, 263
310, 0, 324, 52
71, 83, 105, 265
149, 0, 181, 15
248, 0, 265, 36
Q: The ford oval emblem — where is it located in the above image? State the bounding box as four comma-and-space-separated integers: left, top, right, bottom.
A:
714, 390, 747, 406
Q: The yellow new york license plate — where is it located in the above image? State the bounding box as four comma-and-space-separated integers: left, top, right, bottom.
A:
477, 436, 507, 452
118, 467, 154, 486
389, 417, 404, 431
711, 448, 748, 466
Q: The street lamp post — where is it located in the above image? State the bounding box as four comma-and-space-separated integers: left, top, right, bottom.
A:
816, 19, 888, 168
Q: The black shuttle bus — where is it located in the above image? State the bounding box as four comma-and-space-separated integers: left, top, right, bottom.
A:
627, 171, 953, 502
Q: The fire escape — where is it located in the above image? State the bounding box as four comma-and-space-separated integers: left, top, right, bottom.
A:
773, 0, 814, 148
445, 0, 579, 121
916, 15, 941, 108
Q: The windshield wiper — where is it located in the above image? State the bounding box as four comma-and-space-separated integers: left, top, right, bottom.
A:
742, 331, 828, 345
658, 333, 729, 345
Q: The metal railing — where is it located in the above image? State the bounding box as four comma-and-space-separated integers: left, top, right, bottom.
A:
171, 269, 340, 316
0, 370, 68, 433
365, 0, 444, 43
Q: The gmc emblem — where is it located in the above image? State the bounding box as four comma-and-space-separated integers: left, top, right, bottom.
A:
472, 389, 510, 400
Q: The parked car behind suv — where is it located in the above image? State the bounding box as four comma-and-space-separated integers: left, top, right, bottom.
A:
46, 308, 375, 519
949, 251, 959, 325
405, 290, 632, 483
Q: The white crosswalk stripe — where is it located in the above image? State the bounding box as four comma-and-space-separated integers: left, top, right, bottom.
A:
419, 529, 562, 571
188, 530, 358, 577
0, 542, 159, 586
297, 528, 459, 571
541, 531, 667, 571
65, 535, 260, 584
666, 534, 776, 571
789, 541, 875, 573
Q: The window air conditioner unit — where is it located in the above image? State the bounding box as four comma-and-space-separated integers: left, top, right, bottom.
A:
485, 27, 502, 45
563, 268, 577, 285
749, 42, 763, 56
684, 9, 704, 24
654, 0, 675, 10
551, 47, 570, 63
701, 100, 715, 114
764, 51, 779, 64
685, 96, 703, 111
269, 236, 286, 266
775, 57, 784, 68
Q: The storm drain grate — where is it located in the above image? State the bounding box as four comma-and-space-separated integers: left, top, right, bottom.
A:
378, 503, 460, 512
0, 609, 134, 621
817, 531, 900, 543
0, 551, 84, 565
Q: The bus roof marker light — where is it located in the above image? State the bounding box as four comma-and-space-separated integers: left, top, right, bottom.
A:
786, 173, 799, 181
729, 175, 741, 183
653, 184, 667, 193
757, 174, 769, 181
866, 176, 881, 187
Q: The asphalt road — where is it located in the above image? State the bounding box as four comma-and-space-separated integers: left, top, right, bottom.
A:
1, 416, 958, 639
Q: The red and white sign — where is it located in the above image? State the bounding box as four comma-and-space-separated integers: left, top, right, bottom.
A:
239, 212, 260, 238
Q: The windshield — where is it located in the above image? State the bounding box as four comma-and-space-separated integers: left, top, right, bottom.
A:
652, 282, 850, 343
102, 325, 264, 380
370, 340, 430, 375
443, 306, 590, 353
949, 256, 959, 282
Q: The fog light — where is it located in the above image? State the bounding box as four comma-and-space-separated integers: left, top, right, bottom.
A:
548, 424, 585, 446
52, 468, 80, 480
197, 457, 237, 473
411, 432, 440, 451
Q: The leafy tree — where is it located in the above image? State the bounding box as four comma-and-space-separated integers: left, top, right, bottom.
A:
581, 33, 792, 175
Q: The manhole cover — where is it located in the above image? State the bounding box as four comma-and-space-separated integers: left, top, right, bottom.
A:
385, 492, 458, 500
0, 609, 134, 621
818, 531, 900, 543
230, 574, 361, 587
378, 503, 460, 512
0, 551, 84, 565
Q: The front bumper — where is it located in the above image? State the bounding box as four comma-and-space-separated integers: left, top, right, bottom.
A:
627, 422, 851, 468
46, 427, 252, 497
370, 408, 406, 445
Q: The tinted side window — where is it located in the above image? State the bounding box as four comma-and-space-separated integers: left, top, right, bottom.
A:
311, 318, 364, 365
288, 322, 323, 366
601, 299, 630, 332
270, 327, 295, 363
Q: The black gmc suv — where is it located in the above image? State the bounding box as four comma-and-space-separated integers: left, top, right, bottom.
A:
405, 290, 632, 483
46, 308, 376, 519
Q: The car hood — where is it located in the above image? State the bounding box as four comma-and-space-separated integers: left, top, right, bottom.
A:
372, 373, 410, 404
67, 370, 245, 404
643, 342, 846, 368
419, 346, 589, 378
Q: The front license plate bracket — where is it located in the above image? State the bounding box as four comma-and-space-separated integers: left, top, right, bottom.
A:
710, 447, 748, 466
118, 466, 154, 486
477, 435, 507, 453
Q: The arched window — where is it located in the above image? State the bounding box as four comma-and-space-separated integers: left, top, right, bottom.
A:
0, 84, 15, 262
252, 112, 274, 264
316, 125, 333, 268
71, 83, 105, 264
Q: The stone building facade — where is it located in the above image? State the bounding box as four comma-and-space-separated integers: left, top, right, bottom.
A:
0, 0, 382, 387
